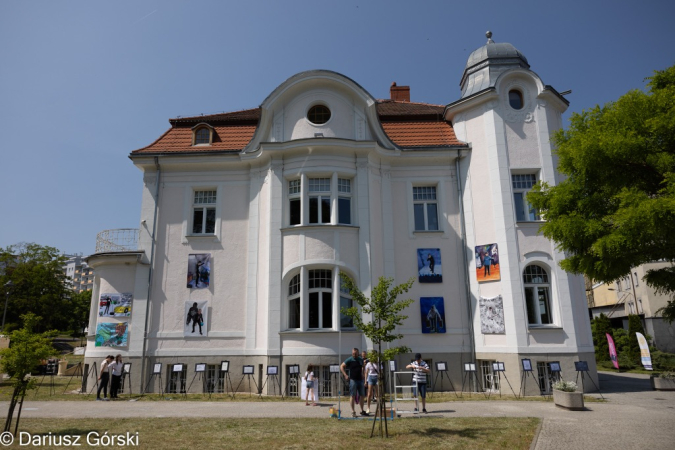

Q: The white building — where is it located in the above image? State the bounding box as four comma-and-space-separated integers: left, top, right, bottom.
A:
63, 254, 94, 293
85, 34, 597, 395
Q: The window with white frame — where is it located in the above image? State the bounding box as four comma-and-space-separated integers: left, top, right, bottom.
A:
413, 186, 439, 231
288, 179, 301, 226
287, 176, 353, 226
339, 278, 354, 329
309, 178, 331, 224
512, 174, 540, 221
192, 190, 216, 234
288, 274, 301, 329
524, 265, 552, 325
634, 273, 639, 286
308, 269, 332, 329
338, 178, 352, 225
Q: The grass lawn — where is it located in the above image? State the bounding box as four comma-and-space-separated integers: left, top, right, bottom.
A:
9, 417, 540, 449
0, 376, 604, 403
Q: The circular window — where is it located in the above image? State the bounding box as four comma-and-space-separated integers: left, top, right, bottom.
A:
307, 105, 331, 125
508, 90, 524, 110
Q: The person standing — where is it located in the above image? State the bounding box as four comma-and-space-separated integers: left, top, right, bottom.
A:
109, 354, 123, 399
406, 353, 430, 413
96, 355, 114, 401
364, 357, 379, 414
483, 249, 492, 277
304, 364, 317, 406
341, 348, 368, 417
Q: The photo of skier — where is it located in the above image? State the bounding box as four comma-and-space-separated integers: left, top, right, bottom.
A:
417, 249, 442, 283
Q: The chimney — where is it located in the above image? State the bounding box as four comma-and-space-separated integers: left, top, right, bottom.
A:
390, 82, 410, 102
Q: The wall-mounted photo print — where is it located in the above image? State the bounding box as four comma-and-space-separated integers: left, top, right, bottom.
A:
417, 249, 442, 283
98, 293, 133, 317
95, 322, 129, 347
186, 254, 211, 289
475, 243, 500, 282
420, 297, 446, 334
184, 301, 209, 337
479, 295, 506, 334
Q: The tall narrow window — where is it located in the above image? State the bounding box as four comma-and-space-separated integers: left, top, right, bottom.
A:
309, 178, 331, 224
413, 186, 439, 231
338, 178, 352, 225
512, 174, 540, 221
288, 274, 301, 329
509, 90, 523, 110
192, 190, 216, 234
340, 277, 354, 329
524, 265, 552, 325
308, 269, 332, 329
288, 179, 301, 226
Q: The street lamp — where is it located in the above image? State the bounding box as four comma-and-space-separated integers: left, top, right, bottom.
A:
2, 280, 13, 333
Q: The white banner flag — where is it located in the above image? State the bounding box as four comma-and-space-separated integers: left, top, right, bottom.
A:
636, 332, 653, 370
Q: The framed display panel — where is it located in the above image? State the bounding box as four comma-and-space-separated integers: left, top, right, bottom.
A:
329, 364, 340, 373
153, 363, 162, 375
492, 362, 505, 372
195, 363, 207, 373
288, 365, 300, 374
267, 366, 278, 375
389, 360, 397, 372
243, 365, 254, 375
549, 362, 561, 372
464, 363, 477, 372
220, 361, 230, 373
123, 363, 132, 374
173, 364, 184, 373
521, 359, 533, 372
574, 361, 589, 372
436, 362, 447, 372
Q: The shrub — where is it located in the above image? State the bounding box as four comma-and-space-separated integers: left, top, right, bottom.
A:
552, 380, 578, 392
652, 351, 675, 371
659, 371, 675, 379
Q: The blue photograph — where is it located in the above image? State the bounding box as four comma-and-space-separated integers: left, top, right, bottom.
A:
417, 248, 442, 283
420, 297, 446, 334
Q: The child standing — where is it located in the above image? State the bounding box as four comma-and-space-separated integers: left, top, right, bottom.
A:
305, 364, 317, 406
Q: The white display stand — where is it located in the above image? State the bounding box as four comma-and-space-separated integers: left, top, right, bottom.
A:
393, 371, 419, 417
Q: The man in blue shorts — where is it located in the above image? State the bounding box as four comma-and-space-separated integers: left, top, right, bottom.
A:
341, 347, 368, 417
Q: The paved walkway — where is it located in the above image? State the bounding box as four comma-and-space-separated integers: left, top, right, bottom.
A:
2, 372, 674, 449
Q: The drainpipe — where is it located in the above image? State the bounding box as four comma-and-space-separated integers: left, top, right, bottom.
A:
455, 151, 477, 365
140, 157, 161, 393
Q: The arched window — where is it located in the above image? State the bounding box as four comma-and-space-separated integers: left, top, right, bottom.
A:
523, 265, 552, 325
288, 274, 301, 329
508, 90, 524, 110
194, 127, 211, 145
308, 269, 332, 329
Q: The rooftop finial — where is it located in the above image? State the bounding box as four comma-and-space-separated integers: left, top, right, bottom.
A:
486, 30, 494, 44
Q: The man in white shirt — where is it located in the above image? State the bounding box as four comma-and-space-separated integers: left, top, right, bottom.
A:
406, 353, 430, 413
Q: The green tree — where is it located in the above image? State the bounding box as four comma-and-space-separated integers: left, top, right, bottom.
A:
68, 290, 92, 343
627, 315, 647, 364
0, 313, 56, 433
0, 243, 71, 332
591, 314, 612, 362
528, 65, 675, 321
340, 275, 415, 438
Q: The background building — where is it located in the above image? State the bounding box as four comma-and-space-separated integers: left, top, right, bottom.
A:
63, 254, 94, 293
85, 34, 597, 396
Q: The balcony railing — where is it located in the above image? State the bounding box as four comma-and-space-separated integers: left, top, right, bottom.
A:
96, 229, 139, 253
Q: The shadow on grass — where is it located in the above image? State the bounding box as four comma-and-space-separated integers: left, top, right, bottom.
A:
411, 426, 483, 439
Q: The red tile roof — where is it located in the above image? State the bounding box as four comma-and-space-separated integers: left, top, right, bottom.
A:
131, 101, 464, 155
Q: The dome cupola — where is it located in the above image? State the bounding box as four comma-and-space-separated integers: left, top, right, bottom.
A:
460, 31, 530, 98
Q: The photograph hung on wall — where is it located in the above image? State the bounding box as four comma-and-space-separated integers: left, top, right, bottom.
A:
184, 301, 209, 337
479, 295, 506, 334
475, 243, 500, 282
420, 297, 446, 333
417, 248, 442, 283
95, 322, 129, 347
186, 253, 211, 289
98, 293, 133, 317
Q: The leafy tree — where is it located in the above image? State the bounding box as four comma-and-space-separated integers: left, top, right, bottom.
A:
68, 290, 92, 343
591, 314, 612, 362
340, 275, 415, 438
627, 315, 647, 364
528, 65, 675, 321
0, 313, 56, 433
0, 243, 71, 332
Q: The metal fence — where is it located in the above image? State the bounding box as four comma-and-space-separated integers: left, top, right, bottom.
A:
95, 229, 139, 253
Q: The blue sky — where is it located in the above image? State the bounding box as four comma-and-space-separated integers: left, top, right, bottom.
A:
1, 0, 673, 256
